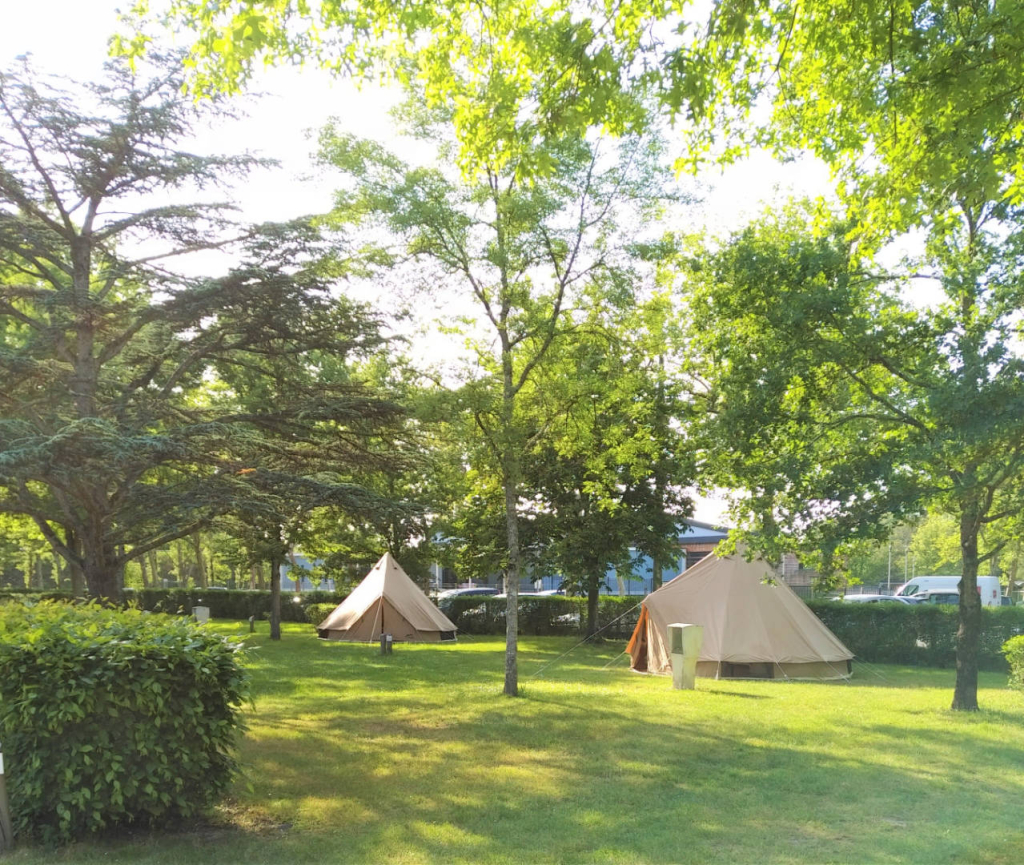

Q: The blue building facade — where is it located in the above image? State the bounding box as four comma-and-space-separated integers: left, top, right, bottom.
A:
533, 520, 730, 596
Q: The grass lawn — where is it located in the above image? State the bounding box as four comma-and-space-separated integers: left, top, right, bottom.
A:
12, 622, 1024, 864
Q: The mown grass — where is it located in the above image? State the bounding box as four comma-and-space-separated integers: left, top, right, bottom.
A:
13, 623, 1024, 864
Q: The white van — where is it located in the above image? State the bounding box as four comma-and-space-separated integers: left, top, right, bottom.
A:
895, 575, 1002, 607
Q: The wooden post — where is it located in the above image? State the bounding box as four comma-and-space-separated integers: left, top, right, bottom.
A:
0, 741, 14, 852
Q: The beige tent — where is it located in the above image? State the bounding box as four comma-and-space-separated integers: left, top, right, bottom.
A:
317, 553, 457, 642
626, 550, 853, 679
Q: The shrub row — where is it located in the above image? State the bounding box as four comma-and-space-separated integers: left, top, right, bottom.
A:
440, 595, 643, 639
807, 601, 1024, 671
124, 588, 347, 622
0, 601, 250, 843
0, 588, 348, 623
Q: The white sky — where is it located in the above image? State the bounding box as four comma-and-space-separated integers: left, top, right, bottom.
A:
1, 0, 838, 525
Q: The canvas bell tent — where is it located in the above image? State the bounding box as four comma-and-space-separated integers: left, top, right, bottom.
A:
317, 553, 457, 642
626, 550, 853, 680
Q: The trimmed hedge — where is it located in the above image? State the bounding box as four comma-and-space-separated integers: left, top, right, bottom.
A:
808, 601, 1024, 671
0, 588, 350, 622
124, 588, 348, 622
440, 595, 643, 639
1003, 635, 1024, 689
0, 601, 250, 843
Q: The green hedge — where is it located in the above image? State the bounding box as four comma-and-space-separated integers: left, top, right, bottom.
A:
440, 595, 643, 639
124, 588, 348, 622
0, 601, 250, 843
808, 601, 1024, 671
0, 588, 349, 622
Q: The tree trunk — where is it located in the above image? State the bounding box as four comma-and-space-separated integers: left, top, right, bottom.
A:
652, 556, 663, 591
586, 579, 600, 639
175, 540, 186, 587
147, 550, 160, 588
269, 556, 282, 641
191, 532, 208, 589
952, 506, 983, 711
502, 465, 521, 696
139, 554, 150, 589
81, 535, 121, 600
500, 325, 523, 697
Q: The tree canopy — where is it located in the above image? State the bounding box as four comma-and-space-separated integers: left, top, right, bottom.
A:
0, 56, 409, 599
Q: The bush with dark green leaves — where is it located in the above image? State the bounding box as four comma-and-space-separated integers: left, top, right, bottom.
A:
0, 601, 250, 843
1003, 635, 1024, 690
123, 587, 348, 622
808, 600, 1024, 670
305, 602, 340, 625
441, 594, 643, 639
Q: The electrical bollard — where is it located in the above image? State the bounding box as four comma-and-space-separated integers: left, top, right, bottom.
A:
667, 623, 703, 690
0, 741, 13, 853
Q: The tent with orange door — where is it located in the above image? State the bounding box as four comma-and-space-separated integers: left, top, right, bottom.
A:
626, 550, 852, 679
317, 553, 457, 642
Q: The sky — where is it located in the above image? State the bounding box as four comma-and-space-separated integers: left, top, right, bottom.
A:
1, 1, 838, 525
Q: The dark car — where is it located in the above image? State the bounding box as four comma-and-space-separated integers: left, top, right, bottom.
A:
436, 587, 499, 601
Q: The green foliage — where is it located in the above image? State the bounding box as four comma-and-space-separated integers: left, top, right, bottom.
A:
304, 602, 341, 626
0, 587, 348, 621
1002, 635, 1024, 691
0, 601, 249, 843
808, 601, 1024, 670
152, 0, 651, 173
126, 588, 348, 622
0, 57, 409, 600
441, 595, 641, 640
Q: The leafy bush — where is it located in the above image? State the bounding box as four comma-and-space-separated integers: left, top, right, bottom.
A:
1002, 635, 1024, 689
808, 601, 1024, 670
0, 589, 77, 604
305, 602, 340, 626
0, 601, 250, 843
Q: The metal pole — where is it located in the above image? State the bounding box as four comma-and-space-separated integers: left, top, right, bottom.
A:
887, 542, 892, 593
0, 741, 13, 853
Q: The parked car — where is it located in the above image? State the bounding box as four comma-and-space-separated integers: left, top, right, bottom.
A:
842, 593, 917, 604
436, 587, 499, 601
895, 575, 1002, 607
914, 589, 960, 605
